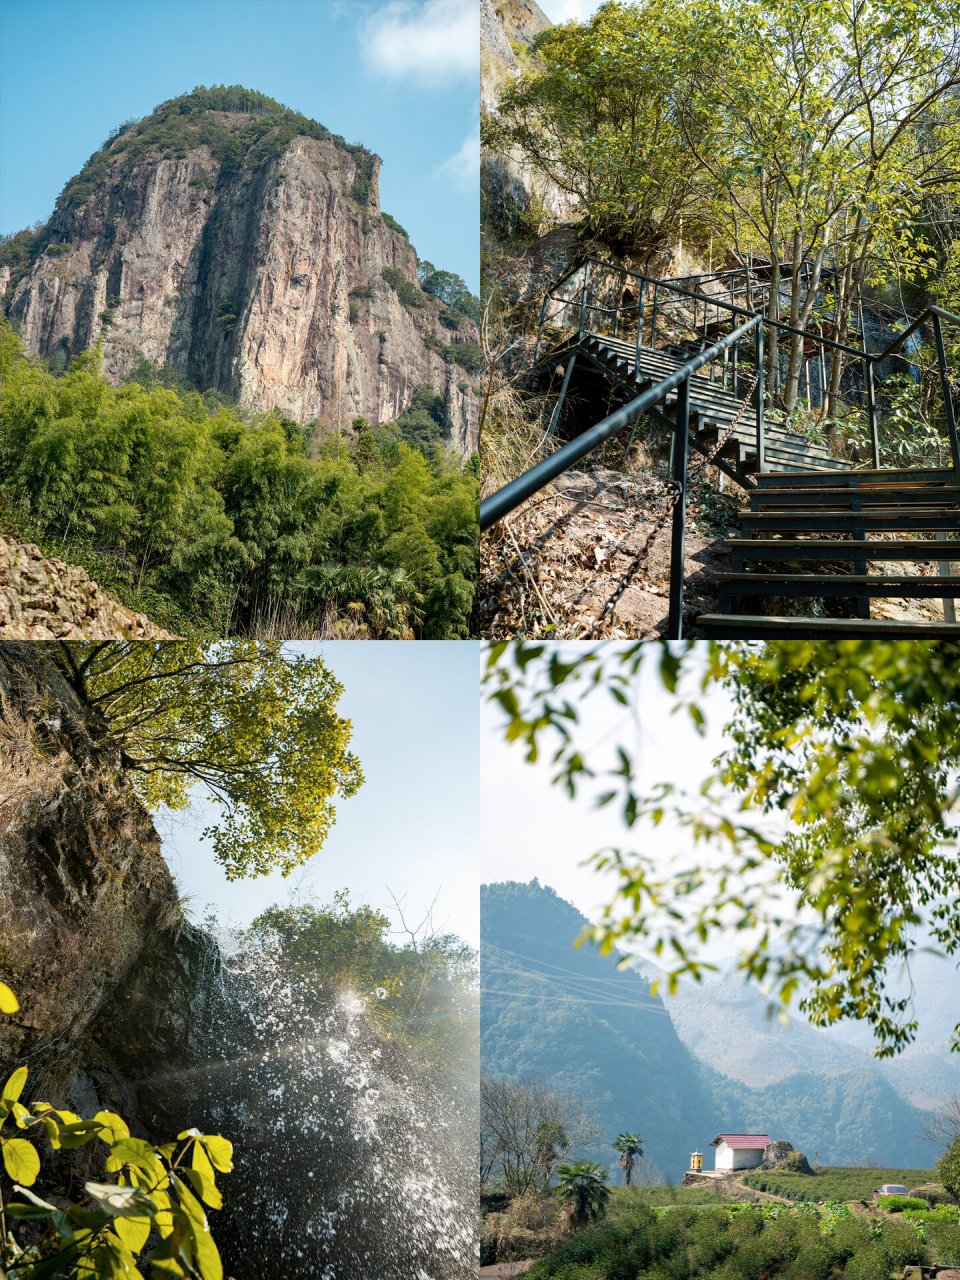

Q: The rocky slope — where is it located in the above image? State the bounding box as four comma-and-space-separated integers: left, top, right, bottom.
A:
481, 0, 580, 244
3, 88, 479, 457
0, 536, 176, 639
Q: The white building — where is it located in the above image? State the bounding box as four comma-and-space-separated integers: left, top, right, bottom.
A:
710, 1133, 772, 1171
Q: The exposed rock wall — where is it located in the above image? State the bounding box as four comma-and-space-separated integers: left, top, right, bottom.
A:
6, 119, 479, 456
0, 645, 179, 1082
0, 537, 176, 639
481, 0, 579, 241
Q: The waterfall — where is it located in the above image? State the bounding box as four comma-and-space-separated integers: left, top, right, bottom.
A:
133, 927, 478, 1280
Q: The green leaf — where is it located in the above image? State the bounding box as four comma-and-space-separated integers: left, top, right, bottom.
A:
114, 1213, 152, 1255
94, 1111, 131, 1145
0, 981, 19, 1014
174, 1178, 223, 1280
183, 1166, 222, 1211
57, 1119, 105, 1150
199, 1134, 233, 1174
2, 1067, 28, 1108
4, 1185, 58, 1217
2, 1136, 40, 1186
84, 1181, 157, 1220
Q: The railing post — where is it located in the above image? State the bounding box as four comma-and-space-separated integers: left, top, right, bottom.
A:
756, 323, 766, 473
933, 312, 960, 484
636, 279, 648, 369
865, 358, 880, 469
668, 374, 691, 640
533, 292, 550, 364
578, 261, 592, 341
614, 268, 624, 339
547, 354, 578, 436
732, 342, 739, 398
651, 283, 660, 348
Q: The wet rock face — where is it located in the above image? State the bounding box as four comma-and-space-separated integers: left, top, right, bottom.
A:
7, 124, 479, 456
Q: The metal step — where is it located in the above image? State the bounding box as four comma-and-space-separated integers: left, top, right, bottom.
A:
748, 486, 960, 510
739, 509, 960, 534
727, 538, 960, 568
696, 614, 960, 638
717, 573, 960, 601
756, 467, 956, 488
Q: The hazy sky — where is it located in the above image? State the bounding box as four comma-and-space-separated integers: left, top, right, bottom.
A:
0, 0, 479, 290
159, 641, 480, 948
538, 0, 607, 22
481, 647, 789, 959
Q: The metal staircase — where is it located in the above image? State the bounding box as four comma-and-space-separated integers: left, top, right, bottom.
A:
481, 256, 960, 638
580, 333, 850, 479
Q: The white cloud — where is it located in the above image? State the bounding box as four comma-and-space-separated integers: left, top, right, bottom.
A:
362, 0, 479, 86
538, 0, 606, 22
437, 119, 480, 189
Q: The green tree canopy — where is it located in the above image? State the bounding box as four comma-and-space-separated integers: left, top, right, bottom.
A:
555, 1161, 611, 1228
937, 1138, 960, 1203
0, 319, 478, 639
245, 891, 478, 1060
54, 641, 363, 879
614, 1132, 645, 1186
485, 639, 960, 1057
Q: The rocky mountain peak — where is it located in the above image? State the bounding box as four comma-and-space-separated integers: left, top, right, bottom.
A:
2, 85, 479, 456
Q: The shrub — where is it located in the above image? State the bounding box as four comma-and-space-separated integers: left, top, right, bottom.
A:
878, 1195, 929, 1213
381, 212, 409, 239
903, 1207, 960, 1223
382, 266, 424, 309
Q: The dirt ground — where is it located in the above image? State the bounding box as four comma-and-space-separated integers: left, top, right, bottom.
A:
480, 464, 954, 638
480, 1264, 534, 1278
480, 465, 735, 638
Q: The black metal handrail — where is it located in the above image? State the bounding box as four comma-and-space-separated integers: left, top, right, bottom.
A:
532, 256, 960, 475
481, 314, 763, 639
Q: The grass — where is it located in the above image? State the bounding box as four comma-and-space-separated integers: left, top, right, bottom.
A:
743, 1167, 936, 1204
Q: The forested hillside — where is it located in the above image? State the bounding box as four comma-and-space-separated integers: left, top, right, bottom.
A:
0, 321, 478, 638
481, 881, 936, 1181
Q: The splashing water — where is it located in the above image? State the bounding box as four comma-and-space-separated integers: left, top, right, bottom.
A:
139, 930, 478, 1280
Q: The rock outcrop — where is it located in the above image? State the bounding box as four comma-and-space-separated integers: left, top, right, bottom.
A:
0, 536, 176, 639
4, 91, 479, 457
481, 0, 579, 242
759, 1140, 815, 1174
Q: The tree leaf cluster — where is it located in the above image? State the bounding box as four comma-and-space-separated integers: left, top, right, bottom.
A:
52, 641, 363, 881
0, 986, 232, 1280
484, 640, 960, 1057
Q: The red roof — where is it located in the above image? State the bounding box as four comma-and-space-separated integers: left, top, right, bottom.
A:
710, 1134, 772, 1149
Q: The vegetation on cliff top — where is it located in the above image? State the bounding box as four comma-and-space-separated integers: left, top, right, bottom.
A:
0, 320, 478, 639
53, 641, 364, 880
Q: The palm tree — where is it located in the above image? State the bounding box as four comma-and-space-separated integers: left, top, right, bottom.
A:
555, 1161, 610, 1229
614, 1132, 645, 1187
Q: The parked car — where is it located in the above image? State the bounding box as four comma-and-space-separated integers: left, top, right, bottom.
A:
873, 1184, 909, 1201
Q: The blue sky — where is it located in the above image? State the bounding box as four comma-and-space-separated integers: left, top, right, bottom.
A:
0, 0, 479, 290
158, 641, 480, 948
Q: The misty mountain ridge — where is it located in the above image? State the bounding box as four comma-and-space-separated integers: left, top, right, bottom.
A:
481, 880, 943, 1182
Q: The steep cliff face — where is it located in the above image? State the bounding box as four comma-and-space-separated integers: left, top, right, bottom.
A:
481, 0, 579, 243
5, 93, 479, 457
0, 645, 193, 1090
